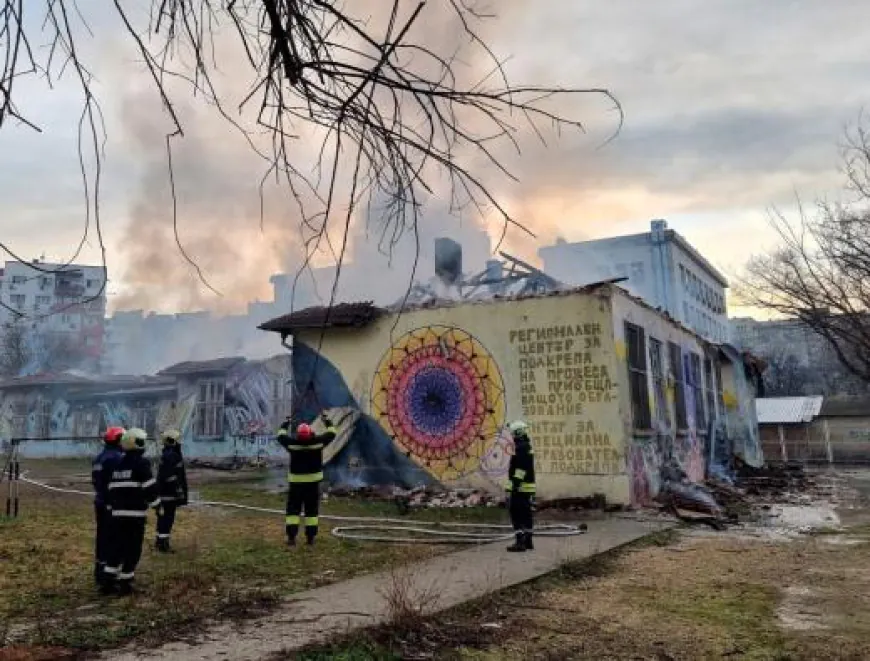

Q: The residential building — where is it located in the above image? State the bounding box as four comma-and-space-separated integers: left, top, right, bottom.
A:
732, 317, 870, 397
0, 259, 107, 372
259, 283, 763, 505
538, 220, 730, 343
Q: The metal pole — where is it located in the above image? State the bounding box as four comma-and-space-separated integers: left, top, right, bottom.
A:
12, 442, 19, 517
823, 419, 833, 466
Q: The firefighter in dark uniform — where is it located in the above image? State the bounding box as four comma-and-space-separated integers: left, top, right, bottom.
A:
91, 426, 125, 588
505, 420, 536, 552
276, 414, 336, 546
155, 429, 188, 553
103, 428, 161, 595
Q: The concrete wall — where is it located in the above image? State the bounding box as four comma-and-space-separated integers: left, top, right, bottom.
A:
0, 356, 292, 460
295, 290, 629, 502
611, 292, 709, 505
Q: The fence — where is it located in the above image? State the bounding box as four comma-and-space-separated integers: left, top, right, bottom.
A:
760, 417, 870, 466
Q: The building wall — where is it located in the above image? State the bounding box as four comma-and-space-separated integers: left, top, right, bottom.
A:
0, 356, 292, 460
611, 293, 712, 505
295, 290, 629, 502
538, 221, 728, 343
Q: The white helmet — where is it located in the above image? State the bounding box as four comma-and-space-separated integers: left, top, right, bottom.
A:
508, 420, 529, 437
121, 427, 148, 452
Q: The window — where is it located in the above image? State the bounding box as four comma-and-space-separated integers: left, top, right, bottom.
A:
625, 322, 651, 430
130, 400, 157, 437
704, 357, 716, 423
39, 276, 51, 290
75, 407, 100, 439
271, 376, 290, 427
11, 275, 26, 284
32, 398, 51, 439
680, 265, 687, 287
10, 294, 25, 308
86, 279, 100, 289
689, 352, 706, 431
669, 342, 688, 429
35, 295, 51, 306
715, 361, 725, 415
649, 337, 669, 427
195, 379, 225, 437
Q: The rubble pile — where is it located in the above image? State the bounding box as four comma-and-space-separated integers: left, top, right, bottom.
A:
187, 456, 281, 471
327, 485, 501, 510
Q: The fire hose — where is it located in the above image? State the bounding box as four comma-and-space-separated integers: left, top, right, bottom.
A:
18, 473, 588, 544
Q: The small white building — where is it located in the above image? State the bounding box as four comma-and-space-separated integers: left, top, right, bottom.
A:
538, 219, 729, 343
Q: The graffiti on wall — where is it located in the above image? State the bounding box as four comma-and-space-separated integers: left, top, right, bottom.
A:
370, 326, 506, 481
509, 322, 622, 476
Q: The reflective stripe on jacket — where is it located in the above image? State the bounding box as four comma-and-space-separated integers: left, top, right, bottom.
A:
277, 420, 337, 483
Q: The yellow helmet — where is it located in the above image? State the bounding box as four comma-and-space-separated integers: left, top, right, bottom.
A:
121, 427, 148, 452
162, 429, 181, 445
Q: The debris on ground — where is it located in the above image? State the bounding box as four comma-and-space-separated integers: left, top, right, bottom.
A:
187, 456, 279, 471
326, 485, 502, 510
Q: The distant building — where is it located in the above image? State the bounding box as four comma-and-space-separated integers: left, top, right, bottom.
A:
732, 317, 870, 397
0, 259, 107, 371
538, 220, 729, 343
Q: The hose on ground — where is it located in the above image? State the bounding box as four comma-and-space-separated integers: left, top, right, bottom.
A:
18, 473, 589, 544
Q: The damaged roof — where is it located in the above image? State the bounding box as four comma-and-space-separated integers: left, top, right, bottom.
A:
756, 396, 824, 425
0, 372, 93, 390
259, 301, 386, 334
67, 375, 178, 399
158, 356, 246, 376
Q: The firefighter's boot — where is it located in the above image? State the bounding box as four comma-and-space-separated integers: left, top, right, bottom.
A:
506, 532, 526, 552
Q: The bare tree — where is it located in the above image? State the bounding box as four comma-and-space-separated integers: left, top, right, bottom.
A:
0, 322, 29, 378
1, 1, 621, 324
761, 348, 810, 397
741, 120, 870, 383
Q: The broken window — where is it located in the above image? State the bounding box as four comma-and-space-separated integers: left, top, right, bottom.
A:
195, 380, 225, 438
669, 342, 688, 430
689, 352, 706, 432
649, 337, 669, 427
625, 322, 651, 430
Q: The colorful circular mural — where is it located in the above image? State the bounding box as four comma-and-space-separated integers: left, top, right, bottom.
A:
371, 326, 506, 480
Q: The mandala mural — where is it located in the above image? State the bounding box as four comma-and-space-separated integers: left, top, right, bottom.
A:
371, 326, 506, 481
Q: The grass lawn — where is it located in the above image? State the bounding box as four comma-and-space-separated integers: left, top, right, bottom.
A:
0, 459, 506, 656
296, 524, 870, 661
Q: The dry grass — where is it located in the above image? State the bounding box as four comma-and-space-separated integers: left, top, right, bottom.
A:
0, 459, 503, 656
298, 525, 870, 661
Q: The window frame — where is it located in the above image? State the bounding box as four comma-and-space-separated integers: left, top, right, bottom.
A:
649, 337, 669, 428
195, 379, 225, 438
625, 322, 652, 431
669, 341, 688, 430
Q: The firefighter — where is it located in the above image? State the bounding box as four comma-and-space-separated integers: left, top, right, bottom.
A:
91, 426, 125, 588
505, 420, 536, 552
155, 429, 188, 553
276, 413, 336, 546
103, 428, 160, 595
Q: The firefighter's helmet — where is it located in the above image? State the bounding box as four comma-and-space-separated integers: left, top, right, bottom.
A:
121, 427, 148, 452
104, 426, 125, 445
508, 420, 529, 438
296, 423, 313, 440
162, 429, 181, 446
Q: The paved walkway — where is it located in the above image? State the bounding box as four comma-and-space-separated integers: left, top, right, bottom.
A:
105, 517, 668, 661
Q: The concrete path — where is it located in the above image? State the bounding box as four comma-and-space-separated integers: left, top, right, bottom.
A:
104, 517, 669, 661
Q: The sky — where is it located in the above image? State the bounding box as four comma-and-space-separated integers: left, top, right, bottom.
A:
2, 0, 869, 317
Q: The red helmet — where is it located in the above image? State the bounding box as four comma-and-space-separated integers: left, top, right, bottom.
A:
296, 423, 313, 440
104, 426, 125, 444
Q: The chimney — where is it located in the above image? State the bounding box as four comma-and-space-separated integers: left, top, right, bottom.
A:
434, 237, 463, 285
650, 219, 667, 243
